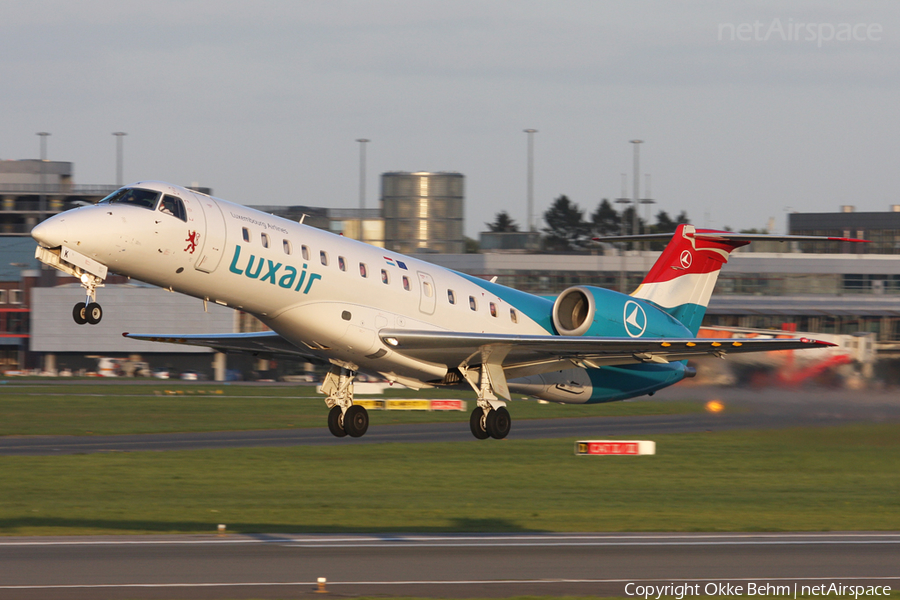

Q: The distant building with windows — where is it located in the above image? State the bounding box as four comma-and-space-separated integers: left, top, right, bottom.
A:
0, 160, 116, 235
381, 171, 465, 254
789, 205, 900, 254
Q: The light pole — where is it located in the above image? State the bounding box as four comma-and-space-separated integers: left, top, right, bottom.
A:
630, 140, 643, 239
356, 138, 370, 210
640, 173, 655, 236
523, 129, 537, 232
36, 132, 50, 220
113, 132, 127, 187
615, 177, 631, 293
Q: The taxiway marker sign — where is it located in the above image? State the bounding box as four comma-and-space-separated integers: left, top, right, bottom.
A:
575, 440, 656, 455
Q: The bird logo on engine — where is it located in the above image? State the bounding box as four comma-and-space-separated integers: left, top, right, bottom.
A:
623, 300, 648, 338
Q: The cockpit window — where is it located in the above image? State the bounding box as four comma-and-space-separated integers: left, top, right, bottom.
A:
159, 195, 187, 222
100, 188, 161, 210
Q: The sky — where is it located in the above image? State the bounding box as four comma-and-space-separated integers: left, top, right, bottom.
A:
1, 1, 898, 237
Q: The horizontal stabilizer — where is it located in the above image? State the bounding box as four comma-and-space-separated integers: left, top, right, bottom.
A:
594, 231, 870, 243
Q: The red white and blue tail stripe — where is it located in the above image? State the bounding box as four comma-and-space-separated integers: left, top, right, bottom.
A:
630, 225, 747, 334
597, 225, 868, 335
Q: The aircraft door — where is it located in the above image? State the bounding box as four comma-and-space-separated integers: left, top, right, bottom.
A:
417, 271, 436, 315
192, 193, 227, 273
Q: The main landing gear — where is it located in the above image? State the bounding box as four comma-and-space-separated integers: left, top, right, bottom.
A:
72, 273, 104, 325
320, 360, 513, 441
469, 405, 512, 440
322, 365, 369, 438
461, 351, 513, 440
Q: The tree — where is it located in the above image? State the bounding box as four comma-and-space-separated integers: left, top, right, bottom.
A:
591, 199, 620, 236
619, 206, 646, 236
648, 210, 690, 250
485, 211, 519, 233
542, 195, 592, 251
652, 210, 677, 234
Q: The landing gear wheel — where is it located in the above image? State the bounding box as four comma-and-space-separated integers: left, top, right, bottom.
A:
85, 303, 103, 325
343, 405, 369, 438
327, 406, 347, 438
488, 406, 511, 439
469, 407, 490, 440
73, 302, 87, 325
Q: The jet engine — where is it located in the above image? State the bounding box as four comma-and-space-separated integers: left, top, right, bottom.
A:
551, 285, 692, 338
552, 286, 596, 336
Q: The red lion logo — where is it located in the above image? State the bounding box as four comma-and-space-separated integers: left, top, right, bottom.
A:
185, 230, 199, 254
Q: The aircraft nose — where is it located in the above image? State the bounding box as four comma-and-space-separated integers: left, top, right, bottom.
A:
31, 213, 69, 248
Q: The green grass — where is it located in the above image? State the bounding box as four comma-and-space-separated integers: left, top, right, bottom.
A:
0, 381, 701, 436
0, 423, 897, 535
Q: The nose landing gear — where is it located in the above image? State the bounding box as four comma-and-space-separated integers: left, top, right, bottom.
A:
72, 273, 104, 325
33, 245, 108, 326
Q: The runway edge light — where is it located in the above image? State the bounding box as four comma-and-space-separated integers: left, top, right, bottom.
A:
575, 440, 656, 456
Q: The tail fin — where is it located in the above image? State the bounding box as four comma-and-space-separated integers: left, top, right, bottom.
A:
630, 224, 748, 334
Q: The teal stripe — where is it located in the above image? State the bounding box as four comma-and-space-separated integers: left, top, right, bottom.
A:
642, 299, 707, 336
585, 362, 687, 403
455, 272, 555, 333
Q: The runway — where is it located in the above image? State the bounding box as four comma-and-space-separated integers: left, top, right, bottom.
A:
0, 532, 897, 599
2, 386, 898, 456
2, 387, 898, 599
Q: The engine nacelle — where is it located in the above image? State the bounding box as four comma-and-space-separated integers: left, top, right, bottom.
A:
551, 285, 691, 338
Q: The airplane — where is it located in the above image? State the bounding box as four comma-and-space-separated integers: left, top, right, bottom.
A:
30, 181, 864, 440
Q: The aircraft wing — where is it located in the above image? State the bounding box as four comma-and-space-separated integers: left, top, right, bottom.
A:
123, 331, 324, 362
378, 329, 834, 379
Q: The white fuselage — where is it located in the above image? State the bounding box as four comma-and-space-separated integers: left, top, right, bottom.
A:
34, 182, 553, 388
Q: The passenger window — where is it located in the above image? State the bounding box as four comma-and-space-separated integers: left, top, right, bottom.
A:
283, 240, 292, 254
261, 233, 270, 249
402, 276, 410, 291
159, 195, 187, 222
359, 263, 368, 278
448, 290, 456, 304
469, 296, 477, 311
338, 256, 346, 271
242, 228, 251, 242
320, 251, 328, 266
301, 245, 309, 260
381, 269, 390, 284
423, 281, 433, 297
510, 308, 518, 323
490, 302, 497, 317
